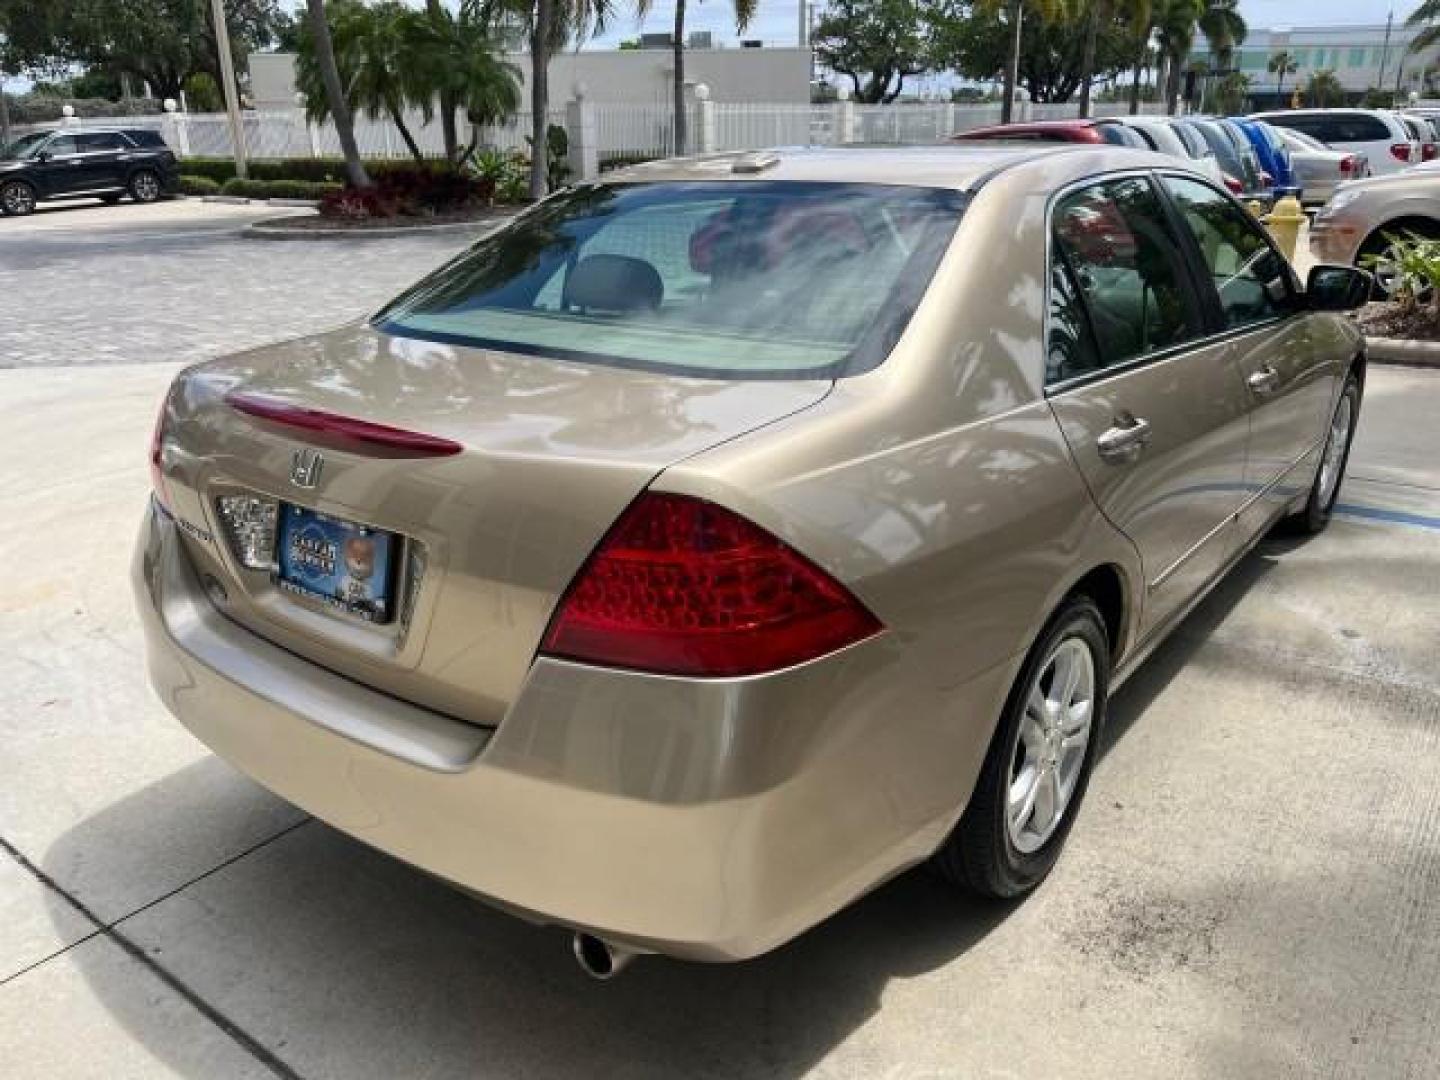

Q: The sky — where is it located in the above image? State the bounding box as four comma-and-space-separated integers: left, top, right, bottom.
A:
580, 0, 1427, 50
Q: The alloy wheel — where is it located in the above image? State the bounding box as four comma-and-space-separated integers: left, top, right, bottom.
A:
1006, 636, 1095, 855
1, 182, 35, 215
1317, 390, 1355, 509
132, 172, 160, 202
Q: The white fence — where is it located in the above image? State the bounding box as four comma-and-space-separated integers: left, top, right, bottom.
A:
13, 98, 1178, 166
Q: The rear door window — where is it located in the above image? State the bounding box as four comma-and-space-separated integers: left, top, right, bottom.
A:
1048, 176, 1201, 383
1331, 114, 1391, 142
1162, 176, 1294, 330
77, 132, 125, 152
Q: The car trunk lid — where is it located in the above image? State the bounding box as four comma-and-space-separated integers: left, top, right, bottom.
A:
156, 323, 831, 726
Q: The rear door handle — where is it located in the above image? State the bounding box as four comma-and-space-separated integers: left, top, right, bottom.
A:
1097, 417, 1152, 462
1248, 365, 1281, 394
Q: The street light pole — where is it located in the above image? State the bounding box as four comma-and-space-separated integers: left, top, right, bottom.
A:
210, 0, 249, 179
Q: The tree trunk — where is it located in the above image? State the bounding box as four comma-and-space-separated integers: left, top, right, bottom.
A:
672, 0, 688, 155
1128, 52, 1144, 114
1166, 51, 1183, 115
1078, 6, 1101, 118
426, 0, 458, 164
305, 0, 371, 188
529, 0, 553, 199
0, 74, 10, 148
389, 103, 425, 162
1001, 0, 1023, 124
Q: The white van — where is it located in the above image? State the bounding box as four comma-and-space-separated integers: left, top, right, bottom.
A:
1249, 109, 1418, 175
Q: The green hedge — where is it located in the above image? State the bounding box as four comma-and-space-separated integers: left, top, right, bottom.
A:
219, 177, 343, 201
179, 175, 221, 196
182, 156, 452, 185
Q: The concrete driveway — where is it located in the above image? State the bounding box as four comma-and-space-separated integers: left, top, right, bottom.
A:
2, 202, 1439, 1080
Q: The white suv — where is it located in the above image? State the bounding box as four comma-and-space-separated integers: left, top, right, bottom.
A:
1249, 109, 1418, 175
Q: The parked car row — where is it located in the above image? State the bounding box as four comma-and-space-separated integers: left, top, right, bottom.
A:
0, 127, 179, 215
953, 115, 1294, 206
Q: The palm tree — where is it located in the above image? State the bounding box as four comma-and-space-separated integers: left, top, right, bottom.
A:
1149, 0, 1242, 115
977, 0, 1068, 123
408, 6, 522, 166
297, 2, 428, 162
1305, 68, 1343, 108
1407, 1, 1440, 56
468, 1, 615, 199
1267, 50, 1297, 100
634, 0, 757, 155
303, 0, 370, 188
1079, 0, 1151, 118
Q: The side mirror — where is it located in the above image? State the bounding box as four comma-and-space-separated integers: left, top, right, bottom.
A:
34, 149, 51, 162
1306, 264, 1372, 312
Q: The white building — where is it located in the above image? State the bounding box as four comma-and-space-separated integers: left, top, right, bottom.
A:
1198, 22, 1440, 106
248, 46, 811, 112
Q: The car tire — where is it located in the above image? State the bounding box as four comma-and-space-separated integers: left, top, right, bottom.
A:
0, 179, 37, 216
100, 193, 123, 204
1286, 371, 1361, 535
1358, 221, 1440, 299
128, 169, 162, 204
933, 595, 1110, 899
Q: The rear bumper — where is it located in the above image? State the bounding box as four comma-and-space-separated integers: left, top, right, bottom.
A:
133, 500, 1009, 960
1308, 216, 1362, 266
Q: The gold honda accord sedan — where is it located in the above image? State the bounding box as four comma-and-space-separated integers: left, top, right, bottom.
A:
134, 146, 1370, 976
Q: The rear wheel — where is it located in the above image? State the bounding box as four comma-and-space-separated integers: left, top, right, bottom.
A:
1287, 372, 1361, 534
0, 179, 36, 216
128, 169, 161, 204
933, 596, 1109, 898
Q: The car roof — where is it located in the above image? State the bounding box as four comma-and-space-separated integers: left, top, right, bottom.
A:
602, 145, 1182, 193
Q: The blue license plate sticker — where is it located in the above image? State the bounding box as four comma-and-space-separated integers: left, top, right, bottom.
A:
276, 504, 395, 623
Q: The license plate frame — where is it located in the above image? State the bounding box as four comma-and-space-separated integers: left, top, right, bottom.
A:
274, 503, 397, 625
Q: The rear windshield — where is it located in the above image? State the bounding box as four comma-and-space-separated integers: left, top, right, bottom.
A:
375, 180, 965, 379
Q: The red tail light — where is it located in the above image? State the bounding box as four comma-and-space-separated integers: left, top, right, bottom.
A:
541, 492, 883, 677
1340, 155, 1357, 175
1391, 143, 1412, 163
1425, 143, 1437, 161
1260, 170, 1274, 188
1222, 173, 1243, 194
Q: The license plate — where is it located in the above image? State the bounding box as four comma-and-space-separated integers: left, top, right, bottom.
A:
275, 504, 396, 624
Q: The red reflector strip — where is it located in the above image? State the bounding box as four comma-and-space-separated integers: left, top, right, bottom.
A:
225, 391, 462, 456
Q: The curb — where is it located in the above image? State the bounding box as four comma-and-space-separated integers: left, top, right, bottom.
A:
243, 214, 513, 241
1365, 336, 1440, 367
196, 195, 320, 208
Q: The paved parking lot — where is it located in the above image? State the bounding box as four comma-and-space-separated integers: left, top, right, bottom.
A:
0, 198, 477, 369
2, 201, 1439, 1079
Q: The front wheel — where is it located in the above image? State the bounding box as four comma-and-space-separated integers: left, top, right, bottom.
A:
933, 596, 1110, 898
0, 180, 36, 216
128, 169, 162, 204
1288, 372, 1361, 534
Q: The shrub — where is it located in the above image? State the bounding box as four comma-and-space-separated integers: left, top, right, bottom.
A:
1362, 232, 1440, 322
179, 175, 221, 196
219, 177, 343, 201
180, 157, 451, 186
318, 167, 494, 219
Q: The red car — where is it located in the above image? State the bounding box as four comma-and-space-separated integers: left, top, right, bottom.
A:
952, 119, 1150, 148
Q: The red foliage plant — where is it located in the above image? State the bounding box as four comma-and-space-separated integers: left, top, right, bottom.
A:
319, 167, 497, 220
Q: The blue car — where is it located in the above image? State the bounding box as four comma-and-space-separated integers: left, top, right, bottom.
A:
1230, 118, 1301, 199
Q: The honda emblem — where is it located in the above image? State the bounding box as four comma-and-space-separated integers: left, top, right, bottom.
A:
290, 448, 324, 489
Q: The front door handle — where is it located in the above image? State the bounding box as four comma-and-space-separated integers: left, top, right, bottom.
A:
1248, 365, 1281, 394
1097, 416, 1152, 462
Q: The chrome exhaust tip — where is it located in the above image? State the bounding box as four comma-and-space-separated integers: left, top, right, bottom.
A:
572, 932, 636, 980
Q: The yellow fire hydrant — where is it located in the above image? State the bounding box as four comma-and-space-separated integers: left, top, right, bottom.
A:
1262, 194, 1307, 263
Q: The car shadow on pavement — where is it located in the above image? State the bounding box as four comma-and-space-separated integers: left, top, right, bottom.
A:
39, 539, 1292, 1080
